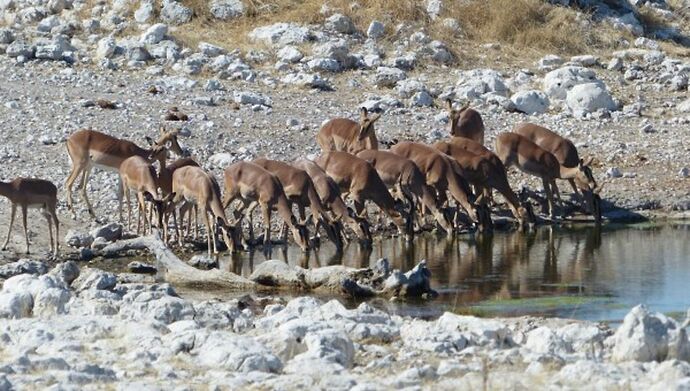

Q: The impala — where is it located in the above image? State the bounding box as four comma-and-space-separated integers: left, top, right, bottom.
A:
293, 159, 372, 243
433, 141, 534, 227
388, 141, 489, 230
222, 162, 309, 251
446, 99, 485, 145
356, 149, 453, 233
65, 127, 184, 218
170, 166, 239, 256
157, 157, 201, 238
0, 178, 59, 257
317, 107, 380, 154
314, 151, 411, 238
512, 123, 596, 193
253, 158, 342, 249
443, 136, 505, 202
495, 132, 567, 219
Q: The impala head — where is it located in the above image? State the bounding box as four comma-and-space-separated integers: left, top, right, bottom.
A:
575, 156, 597, 191
437, 207, 454, 233
215, 217, 240, 252
347, 207, 372, 242
358, 107, 381, 141
156, 127, 187, 157
517, 201, 536, 228
143, 191, 176, 230
446, 99, 469, 134
290, 216, 310, 251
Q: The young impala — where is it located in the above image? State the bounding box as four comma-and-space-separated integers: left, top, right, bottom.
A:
317, 107, 380, 154
314, 151, 411, 238
495, 132, 568, 219
433, 141, 534, 228
170, 166, 239, 256
0, 178, 59, 257
222, 162, 309, 252
293, 159, 372, 243
389, 141, 490, 231
356, 149, 453, 233
253, 158, 342, 249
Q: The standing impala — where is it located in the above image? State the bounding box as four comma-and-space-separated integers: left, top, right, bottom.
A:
443, 136, 505, 202
317, 107, 380, 154
356, 149, 453, 233
65, 127, 184, 218
293, 159, 371, 243
314, 152, 411, 238
495, 132, 568, 219
389, 141, 489, 230
253, 158, 342, 249
513, 123, 596, 193
170, 166, 238, 256
0, 178, 59, 257
433, 141, 534, 228
446, 99, 485, 145
222, 162, 309, 252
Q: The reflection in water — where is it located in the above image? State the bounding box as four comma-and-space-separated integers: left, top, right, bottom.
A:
219, 224, 690, 321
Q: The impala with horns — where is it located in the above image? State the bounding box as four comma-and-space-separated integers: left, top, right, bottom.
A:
356, 149, 453, 234
433, 141, 535, 228
446, 99, 485, 145
317, 107, 380, 154
170, 166, 239, 256
65, 127, 185, 218
495, 132, 570, 219
222, 162, 309, 252
253, 158, 342, 249
0, 178, 59, 257
389, 141, 490, 231
314, 151, 412, 238
293, 159, 372, 243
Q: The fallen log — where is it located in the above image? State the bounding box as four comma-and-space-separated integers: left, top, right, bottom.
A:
100, 233, 255, 290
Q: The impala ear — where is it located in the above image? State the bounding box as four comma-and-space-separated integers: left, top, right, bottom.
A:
160, 126, 166, 135
143, 191, 155, 202
582, 156, 594, 167
359, 107, 368, 121
445, 98, 453, 112
145, 136, 155, 146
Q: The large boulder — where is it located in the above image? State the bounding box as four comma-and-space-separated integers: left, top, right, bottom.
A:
511, 90, 550, 114
140, 23, 168, 45
248, 23, 313, 47
0, 260, 48, 279
325, 13, 356, 34
373, 66, 407, 88
160, 0, 192, 25
210, 0, 244, 20
565, 82, 617, 116
609, 305, 690, 362
456, 69, 509, 99
543, 66, 600, 100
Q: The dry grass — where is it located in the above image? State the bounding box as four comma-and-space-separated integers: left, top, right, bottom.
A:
86, 0, 687, 61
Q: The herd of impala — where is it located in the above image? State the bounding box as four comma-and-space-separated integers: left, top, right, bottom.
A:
0, 99, 603, 258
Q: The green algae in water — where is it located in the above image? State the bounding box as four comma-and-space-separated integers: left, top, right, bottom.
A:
464, 295, 620, 317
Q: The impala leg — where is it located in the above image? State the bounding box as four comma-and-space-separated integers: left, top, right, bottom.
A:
261, 203, 272, 253
136, 192, 147, 235
2, 204, 16, 251
42, 209, 54, 255
51, 207, 59, 257
201, 210, 214, 256
542, 178, 555, 219
21, 205, 29, 254
552, 180, 563, 216
79, 166, 96, 218
65, 162, 84, 216
245, 201, 258, 243
123, 187, 131, 232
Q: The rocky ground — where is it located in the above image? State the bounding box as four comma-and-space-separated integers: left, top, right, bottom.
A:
0, 0, 689, 388
0, 260, 689, 390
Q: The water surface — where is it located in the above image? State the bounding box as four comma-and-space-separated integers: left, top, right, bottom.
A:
217, 223, 690, 322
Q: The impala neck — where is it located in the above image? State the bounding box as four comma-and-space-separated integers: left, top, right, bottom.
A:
0, 181, 11, 199
558, 165, 579, 180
